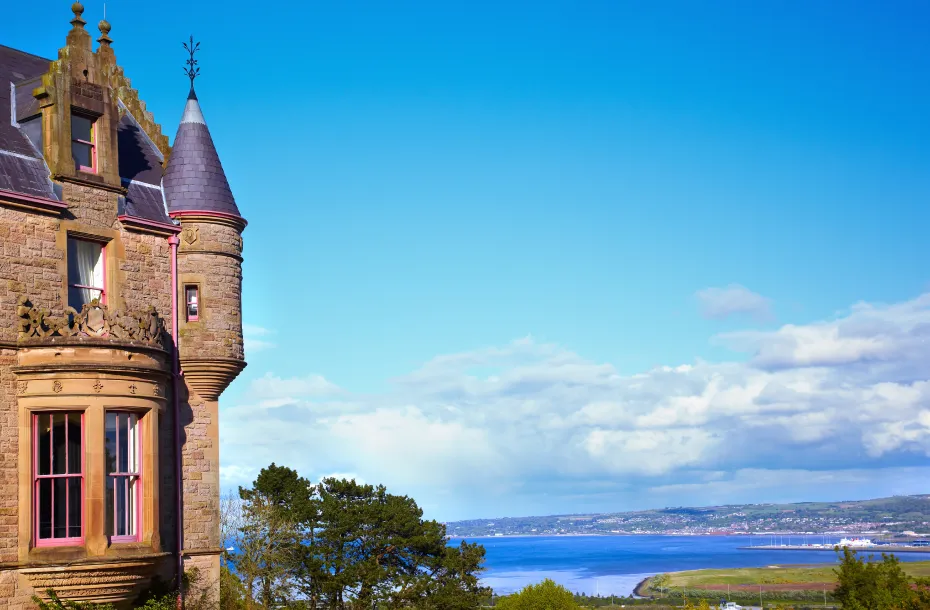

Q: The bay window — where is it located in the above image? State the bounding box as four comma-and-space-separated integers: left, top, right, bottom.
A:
34, 412, 83, 546
105, 412, 140, 542
67, 237, 105, 311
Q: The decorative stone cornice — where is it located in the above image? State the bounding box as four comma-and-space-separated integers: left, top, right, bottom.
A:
18, 296, 167, 350
181, 357, 246, 400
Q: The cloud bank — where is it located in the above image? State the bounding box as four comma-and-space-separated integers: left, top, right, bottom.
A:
222, 293, 930, 521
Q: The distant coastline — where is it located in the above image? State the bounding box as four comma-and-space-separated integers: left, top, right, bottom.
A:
444, 494, 930, 539
447, 531, 917, 539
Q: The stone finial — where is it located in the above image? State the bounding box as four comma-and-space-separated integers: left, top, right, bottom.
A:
98, 19, 112, 47
70, 2, 86, 29
66, 1, 92, 49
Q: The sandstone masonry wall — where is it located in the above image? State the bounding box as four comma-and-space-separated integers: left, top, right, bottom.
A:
120, 229, 172, 327
180, 396, 219, 553
60, 183, 119, 230
0, 207, 63, 343
178, 221, 243, 362
0, 349, 18, 565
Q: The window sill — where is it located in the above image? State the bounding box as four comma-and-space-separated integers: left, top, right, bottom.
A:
104, 540, 160, 559
28, 543, 88, 563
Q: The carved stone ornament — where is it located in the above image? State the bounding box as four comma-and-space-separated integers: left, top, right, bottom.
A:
17, 296, 167, 349
182, 225, 200, 245
53, 381, 63, 394
93, 380, 104, 393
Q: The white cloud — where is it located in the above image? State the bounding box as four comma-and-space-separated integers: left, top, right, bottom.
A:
696, 284, 772, 321
249, 372, 341, 399
244, 324, 276, 354
221, 292, 930, 520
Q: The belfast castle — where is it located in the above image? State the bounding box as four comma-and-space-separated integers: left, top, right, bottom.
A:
0, 2, 246, 606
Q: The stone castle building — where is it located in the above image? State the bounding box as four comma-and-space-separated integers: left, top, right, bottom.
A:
0, 3, 245, 606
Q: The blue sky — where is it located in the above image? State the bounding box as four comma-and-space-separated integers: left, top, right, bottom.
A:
6, 1, 930, 521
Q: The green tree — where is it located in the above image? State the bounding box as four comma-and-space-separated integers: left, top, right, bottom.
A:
219, 565, 248, 610
230, 467, 489, 610
495, 579, 581, 610
833, 547, 930, 610
292, 477, 489, 609
235, 463, 309, 608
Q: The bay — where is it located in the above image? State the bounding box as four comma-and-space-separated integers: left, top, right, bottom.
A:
455, 535, 930, 597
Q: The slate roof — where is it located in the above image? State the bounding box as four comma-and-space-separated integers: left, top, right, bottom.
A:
162, 89, 241, 217
0, 43, 173, 224
0, 44, 57, 199
117, 109, 171, 224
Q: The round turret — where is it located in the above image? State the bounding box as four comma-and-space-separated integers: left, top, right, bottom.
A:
163, 86, 246, 400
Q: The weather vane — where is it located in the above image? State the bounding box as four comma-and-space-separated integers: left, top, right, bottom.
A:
183, 35, 201, 88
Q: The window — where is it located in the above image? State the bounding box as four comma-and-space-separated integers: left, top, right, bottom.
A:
34, 412, 83, 546
185, 285, 199, 322
105, 412, 140, 541
67, 238, 105, 311
71, 113, 96, 173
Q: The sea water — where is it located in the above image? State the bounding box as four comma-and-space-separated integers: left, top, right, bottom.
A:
454, 535, 930, 596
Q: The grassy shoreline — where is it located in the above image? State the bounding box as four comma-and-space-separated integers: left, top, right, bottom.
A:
636, 560, 930, 602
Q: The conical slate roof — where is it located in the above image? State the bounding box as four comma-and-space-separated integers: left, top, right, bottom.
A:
163, 88, 241, 217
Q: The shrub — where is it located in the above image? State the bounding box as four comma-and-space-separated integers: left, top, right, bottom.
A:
495, 579, 581, 610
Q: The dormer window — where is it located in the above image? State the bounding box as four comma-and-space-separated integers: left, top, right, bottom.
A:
67, 237, 106, 311
71, 113, 97, 173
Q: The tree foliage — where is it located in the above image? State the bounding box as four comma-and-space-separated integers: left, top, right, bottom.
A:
228, 464, 490, 609
494, 579, 581, 610
833, 547, 930, 610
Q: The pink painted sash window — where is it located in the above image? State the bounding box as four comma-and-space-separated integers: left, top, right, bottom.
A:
34, 412, 84, 546
105, 411, 140, 542
67, 237, 105, 311
71, 113, 96, 173
185, 285, 199, 321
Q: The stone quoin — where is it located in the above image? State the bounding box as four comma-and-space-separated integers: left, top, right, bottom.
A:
0, 3, 246, 606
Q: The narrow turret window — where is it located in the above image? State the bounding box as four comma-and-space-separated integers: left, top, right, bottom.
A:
185, 285, 200, 321
34, 412, 84, 546
105, 412, 140, 542
67, 237, 106, 311
71, 113, 97, 173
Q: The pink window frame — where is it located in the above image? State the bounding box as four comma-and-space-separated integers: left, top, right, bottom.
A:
71, 113, 97, 174
185, 285, 199, 322
107, 411, 142, 543
67, 237, 107, 306
33, 412, 85, 548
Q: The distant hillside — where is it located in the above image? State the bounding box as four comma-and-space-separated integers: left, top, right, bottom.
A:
445, 494, 930, 537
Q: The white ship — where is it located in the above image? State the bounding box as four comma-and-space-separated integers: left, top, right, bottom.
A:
837, 537, 874, 548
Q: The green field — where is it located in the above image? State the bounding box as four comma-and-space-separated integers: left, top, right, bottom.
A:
657, 561, 930, 587
640, 561, 930, 604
